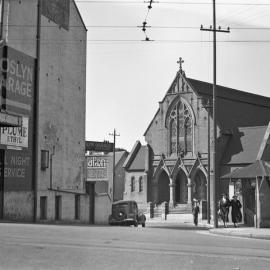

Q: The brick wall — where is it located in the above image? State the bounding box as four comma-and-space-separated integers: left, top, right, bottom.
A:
37, 190, 90, 223
123, 171, 148, 209
4, 191, 33, 221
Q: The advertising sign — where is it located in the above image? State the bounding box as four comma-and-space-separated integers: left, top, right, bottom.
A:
42, 0, 70, 30
86, 156, 109, 182
0, 48, 34, 107
0, 46, 35, 191
0, 111, 22, 127
85, 140, 113, 152
0, 116, 28, 148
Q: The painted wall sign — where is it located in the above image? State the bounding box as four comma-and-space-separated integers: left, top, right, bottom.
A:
0, 151, 32, 191
86, 156, 109, 181
85, 141, 113, 152
0, 47, 35, 191
42, 0, 70, 30
0, 46, 35, 109
0, 116, 28, 148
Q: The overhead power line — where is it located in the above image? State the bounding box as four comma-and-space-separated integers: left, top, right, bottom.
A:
75, 1, 270, 6
88, 39, 270, 43
140, 0, 156, 41
4, 24, 270, 30
6, 38, 270, 43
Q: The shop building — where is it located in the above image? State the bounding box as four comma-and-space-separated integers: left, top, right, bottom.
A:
86, 151, 128, 224
0, 0, 88, 223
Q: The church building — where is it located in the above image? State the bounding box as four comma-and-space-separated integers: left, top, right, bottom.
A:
123, 59, 270, 227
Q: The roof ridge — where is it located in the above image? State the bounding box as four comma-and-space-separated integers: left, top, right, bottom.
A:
186, 77, 270, 101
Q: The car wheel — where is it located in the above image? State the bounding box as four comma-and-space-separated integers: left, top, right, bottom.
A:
134, 221, 138, 227
142, 223, 145, 228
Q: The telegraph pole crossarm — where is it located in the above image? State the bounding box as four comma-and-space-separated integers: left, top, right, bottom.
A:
200, 0, 230, 228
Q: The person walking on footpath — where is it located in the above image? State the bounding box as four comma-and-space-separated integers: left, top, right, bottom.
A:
231, 195, 242, 227
192, 199, 200, 226
218, 193, 230, 228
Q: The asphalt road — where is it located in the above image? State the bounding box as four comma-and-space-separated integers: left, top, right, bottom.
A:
0, 223, 269, 270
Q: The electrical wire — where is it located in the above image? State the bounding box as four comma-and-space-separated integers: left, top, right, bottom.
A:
4, 24, 270, 30
75, 1, 270, 6
140, 0, 156, 41
6, 38, 270, 43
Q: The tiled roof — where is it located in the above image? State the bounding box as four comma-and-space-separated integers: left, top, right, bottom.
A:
144, 73, 270, 136
186, 78, 270, 107
107, 151, 127, 166
128, 145, 147, 171
222, 126, 267, 165
221, 160, 270, 179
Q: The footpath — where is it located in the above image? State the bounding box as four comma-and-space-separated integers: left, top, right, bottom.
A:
209, 227, 270, 240
146, 217, 270, 240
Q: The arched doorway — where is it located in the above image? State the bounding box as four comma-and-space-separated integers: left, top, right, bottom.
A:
193, 170, 207, 201
157, 170, 170, 204
175, 170, 188, 204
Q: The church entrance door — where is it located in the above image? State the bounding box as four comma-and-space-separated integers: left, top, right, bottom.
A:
193, 170, 207, 201
175, 170, 188, 204
157, 171, 170, 204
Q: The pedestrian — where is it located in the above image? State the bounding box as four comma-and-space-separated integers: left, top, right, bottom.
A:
192, 199, 200, 226
218, 193, 230, 228
230, 195, 242, 227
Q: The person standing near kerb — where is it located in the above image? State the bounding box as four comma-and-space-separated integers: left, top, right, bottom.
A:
192, 199, 200, 226
218, 194, 230, 228
231, 195, 242, 227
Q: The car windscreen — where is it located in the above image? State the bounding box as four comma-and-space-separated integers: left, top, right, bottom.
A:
112, 202, 130, 215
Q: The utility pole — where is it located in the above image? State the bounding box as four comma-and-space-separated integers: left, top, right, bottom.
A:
109, 129, 120, 201
200, 0, 230, 228
202, 100, 212, 224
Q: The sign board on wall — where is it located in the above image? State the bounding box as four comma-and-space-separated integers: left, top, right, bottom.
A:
86, 156, 109, 182
85, 141, 113, 152
0, 46, 35, 191
0, 116, 29, 148
0, 111, 22, 127
42, 0, 70, 30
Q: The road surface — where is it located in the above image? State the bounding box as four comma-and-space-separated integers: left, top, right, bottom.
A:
0, 223, 269, 269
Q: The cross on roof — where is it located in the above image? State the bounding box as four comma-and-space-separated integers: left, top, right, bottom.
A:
177, 57, 184, 71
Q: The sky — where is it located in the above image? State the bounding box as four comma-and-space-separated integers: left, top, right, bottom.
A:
75, 0, 270, 152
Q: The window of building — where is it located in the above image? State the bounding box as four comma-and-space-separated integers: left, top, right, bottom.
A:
131, 176, 135, 192
168, 100, 193, 155
55, 195, 62, 220
139, 176, 143, 192
40, 196, 47, 220
75, 195, 80, 220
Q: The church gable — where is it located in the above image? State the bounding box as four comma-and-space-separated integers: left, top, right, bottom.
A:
189, 156, 207, 179
153, 157, 170, 178
144, 62, 203, 157
144, 61, 200, 136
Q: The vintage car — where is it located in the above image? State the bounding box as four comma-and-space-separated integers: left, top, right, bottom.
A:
108, 200, 146, 227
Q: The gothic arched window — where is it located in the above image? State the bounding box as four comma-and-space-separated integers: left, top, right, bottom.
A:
168, 100, 193, 155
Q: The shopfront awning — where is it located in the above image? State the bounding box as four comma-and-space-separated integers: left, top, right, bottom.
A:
221, 160, 270, 179
221, 160, 270, 228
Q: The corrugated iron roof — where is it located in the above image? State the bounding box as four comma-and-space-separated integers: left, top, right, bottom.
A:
222, 126, 267, 165
221, 160, 270, 179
